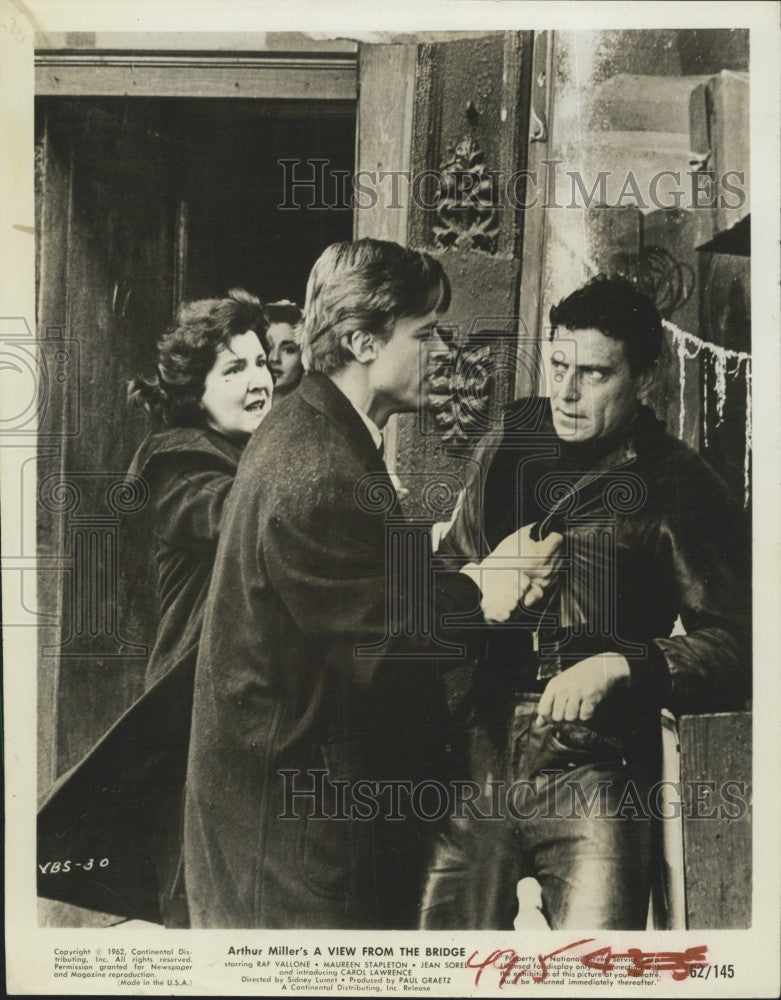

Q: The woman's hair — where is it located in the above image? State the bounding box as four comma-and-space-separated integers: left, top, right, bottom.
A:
300, 239, 451, 376
128, 288, 269, 426
266, 300, 303, 326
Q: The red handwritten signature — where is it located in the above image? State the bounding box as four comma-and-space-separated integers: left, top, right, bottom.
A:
466, 940, 708, 987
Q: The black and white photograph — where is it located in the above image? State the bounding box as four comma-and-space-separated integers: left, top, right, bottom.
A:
2, 1, 780, 996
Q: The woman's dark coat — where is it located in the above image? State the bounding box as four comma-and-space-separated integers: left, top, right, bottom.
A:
130, 427, 243, 689
38, 427, 242, 923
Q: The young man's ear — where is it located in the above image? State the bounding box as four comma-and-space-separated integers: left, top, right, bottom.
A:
342, 330, 378, 364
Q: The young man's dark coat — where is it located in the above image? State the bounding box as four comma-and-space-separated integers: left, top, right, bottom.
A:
184, 372, 479, 929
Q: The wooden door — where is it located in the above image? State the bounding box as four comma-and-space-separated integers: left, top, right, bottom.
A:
36, 98, 179, 787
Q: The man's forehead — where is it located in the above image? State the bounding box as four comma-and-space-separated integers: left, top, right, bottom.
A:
552, 327, 628, 366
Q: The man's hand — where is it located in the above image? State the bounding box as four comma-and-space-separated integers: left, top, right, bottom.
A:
536, 652, 631, 723
460, 524, 563, 623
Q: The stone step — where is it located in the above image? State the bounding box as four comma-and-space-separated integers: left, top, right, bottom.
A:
591, 74, 712, 133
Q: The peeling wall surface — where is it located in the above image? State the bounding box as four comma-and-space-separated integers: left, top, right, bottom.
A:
533, 30, 749, 496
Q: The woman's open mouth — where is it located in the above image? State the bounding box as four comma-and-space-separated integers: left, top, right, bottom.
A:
244, 397, 268, 413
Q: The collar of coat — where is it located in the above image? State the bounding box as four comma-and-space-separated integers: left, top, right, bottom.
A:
500, 398, 668, 541
296, 371, 389, 476
127, 425, 244, 480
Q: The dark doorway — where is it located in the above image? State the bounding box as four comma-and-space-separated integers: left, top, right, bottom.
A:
37, 95, 355, 308
173, 98, 356, 303
36, 94, 355, 784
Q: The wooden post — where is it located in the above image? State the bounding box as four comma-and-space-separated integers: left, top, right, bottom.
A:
679, 712, 752, 928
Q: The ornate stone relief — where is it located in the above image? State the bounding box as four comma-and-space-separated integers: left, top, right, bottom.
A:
433, 136, 499, 254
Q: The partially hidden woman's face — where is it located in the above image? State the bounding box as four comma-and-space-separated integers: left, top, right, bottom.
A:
201, 330, 273, 439
266, 322, 304, 397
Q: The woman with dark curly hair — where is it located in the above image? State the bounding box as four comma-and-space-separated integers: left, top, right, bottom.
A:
127, 288, 272, 688
38, 289, 273, 928
127, 288, 272, 925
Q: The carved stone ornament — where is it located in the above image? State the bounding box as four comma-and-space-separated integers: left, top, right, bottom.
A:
433, 136, 499, 254
428, 340, 494, 451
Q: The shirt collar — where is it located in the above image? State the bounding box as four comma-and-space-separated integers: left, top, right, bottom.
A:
350, 402, 383, 451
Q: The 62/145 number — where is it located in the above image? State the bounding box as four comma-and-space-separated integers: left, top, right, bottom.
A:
690, 965, 734, 979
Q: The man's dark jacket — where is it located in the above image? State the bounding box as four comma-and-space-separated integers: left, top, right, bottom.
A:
438, 397, 751, 758
183, 372, 480, 929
